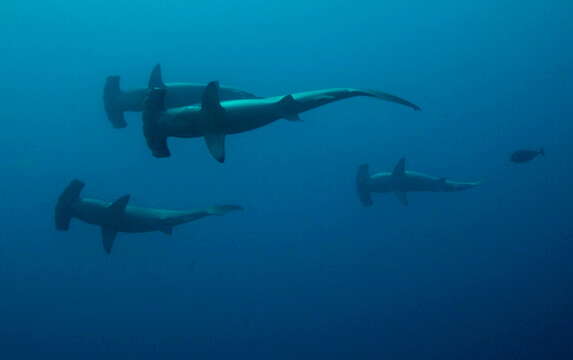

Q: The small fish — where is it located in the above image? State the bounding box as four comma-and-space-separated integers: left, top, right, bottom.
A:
510, 148, 544, 163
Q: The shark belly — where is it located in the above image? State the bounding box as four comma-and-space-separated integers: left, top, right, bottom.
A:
222, 99, 284, 134
368, 173, 440, 193
117, 208, 164, 233
71, 199, 113, 226
368, 174, 394, 193
158, 100, 283, 138
72, 199, 161, 233
161, 107, 203, 138
401, 173, 442, 192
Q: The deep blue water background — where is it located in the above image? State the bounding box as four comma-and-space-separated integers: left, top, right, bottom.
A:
1, 0, 572, 358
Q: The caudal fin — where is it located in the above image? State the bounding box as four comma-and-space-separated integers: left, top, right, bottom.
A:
207, 205, 244, 215
446, 180, 483, 192
103, 76, 128, 128
172, 205, 243, 225
356, 164, 373, 207
360, 89, 421, 111
55, 179, 85, 231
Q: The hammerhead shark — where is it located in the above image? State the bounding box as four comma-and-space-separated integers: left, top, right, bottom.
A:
142, 70, 421, 162
55, 180, 242, 253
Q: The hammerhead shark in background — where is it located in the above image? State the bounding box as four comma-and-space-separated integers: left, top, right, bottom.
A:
55, 180, 242, 254
356, 159, 481, 206
103, 64, 258, 128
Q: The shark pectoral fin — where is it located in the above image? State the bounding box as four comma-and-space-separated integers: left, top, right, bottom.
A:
285, 114, 302, 121
202, 81, 226, 126
284, 113, 302, 122
145, 134, 171, 158
394, 192, 408, 206
101, 226, 118, 254
160, 226, 173, 235
392, 158, 406, 177
142, 86, 170, 158
148, 64, 166, 89
201, 81, 228, 158
279, 94, 301, 121
103, 76, 127, 128
101, 196, 128, 254
204, 133, 226, 163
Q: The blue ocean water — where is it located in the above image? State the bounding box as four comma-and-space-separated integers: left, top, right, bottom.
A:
1, 0, 572, 358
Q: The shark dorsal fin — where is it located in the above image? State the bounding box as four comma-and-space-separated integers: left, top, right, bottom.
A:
148, 64, 166, 89
202, 81, 223, 112
101, 226, 118, 254
109, 195, 130, 214
392, 158, 406, 177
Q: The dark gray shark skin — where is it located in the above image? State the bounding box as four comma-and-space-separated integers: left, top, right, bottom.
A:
510, 148, 544, 163
143, 77, 421, 162
55, 180, 242, 254
356, 159, 481, 206
103, 64, 258, 128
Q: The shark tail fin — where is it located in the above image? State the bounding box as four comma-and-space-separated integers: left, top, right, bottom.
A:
360, 89, 422, 111
356, 164, 373, 207
539, 147, 545, 157
207, 205, 244, 216
55, 179, 85, 231
103, 76, 128, 128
